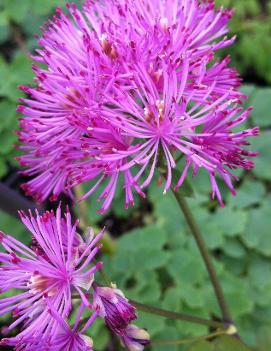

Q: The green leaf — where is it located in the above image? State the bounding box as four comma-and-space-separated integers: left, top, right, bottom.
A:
222, 239, 246, 258
0, 100, 16, 131
251, 132, 271, 180
214, 335, 252, 351
0, 157, 7, 177
227, 180, 265, 208
188, 340, 214, 351
153, 326, 180, 351
250, 88, 271, 127
136, 311, 166, 335
214, 207, 248, 237
4, 0, 31, 23
242, 199, 271, 256
0, 210, 29, 245
167, 248, 206, 285
118, 224, 167, 252
0, 128, 17, 155
188, 336, 252, 351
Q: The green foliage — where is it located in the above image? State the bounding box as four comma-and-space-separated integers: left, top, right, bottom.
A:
0, 1, 271, 351
216, 0, 271, 84
188, 336, 251, 351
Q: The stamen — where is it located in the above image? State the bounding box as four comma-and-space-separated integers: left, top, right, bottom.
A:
100, 33, 118, 59
28, 274, 58, 297
160, 17, 169, 31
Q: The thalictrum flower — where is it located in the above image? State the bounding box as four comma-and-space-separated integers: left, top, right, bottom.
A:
17, 1, 258, 211
93, 284, 137, 333
97, 58, 258, 205
1, 302, 96, 350
16, 4, 130, 204
85, 0, 235, 63
0, 206, 103, 345
119, 324, 150, 351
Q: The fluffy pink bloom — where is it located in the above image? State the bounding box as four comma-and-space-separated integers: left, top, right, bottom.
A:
95, 58, 258, 205
17, 4, 144, 211
66, 117, 145, 213
16, 4, 115, 203
1, 302, 96, 350
85, 0, 235, 63
0, 207, 103, 346
92, 284, 137, 333
16, 1, 258, 210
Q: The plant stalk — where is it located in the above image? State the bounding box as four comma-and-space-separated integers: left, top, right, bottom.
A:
171, 189, 232, 324
130, 300, 225, 329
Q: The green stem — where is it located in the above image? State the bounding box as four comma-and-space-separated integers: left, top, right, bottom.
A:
130, 300, 224, 329
152, 329, 226, 345
171, 189, 232, 324
73, 296, 225, 329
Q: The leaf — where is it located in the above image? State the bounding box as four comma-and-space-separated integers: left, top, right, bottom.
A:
188, 335, 252, 351
220, 273, 254, 318
242, 199, 271, 256
227, 180, 265, 208
250, 131, 271, 180
136, 311, 166, 335
188, 340, 214, 351
0, 100, 16, 131
0, 210, 29, 245
222, 239, 246, 258
167, 248, 206, 285
152, 326, 180, 351
0, 157, 7, 177
0, 129, 17, 155
118, 224, 167, 252
4, 0, 31, 23
213, 207, 248, 237
214, 335, 252, 351
250, 88, 271, 127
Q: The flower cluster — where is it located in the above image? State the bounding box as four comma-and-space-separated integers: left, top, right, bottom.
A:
0, 207, 149, 350
17, 0, 258, 212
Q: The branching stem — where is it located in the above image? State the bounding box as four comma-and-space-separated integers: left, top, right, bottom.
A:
130, 300, 225, 329
171, 189, 232, 324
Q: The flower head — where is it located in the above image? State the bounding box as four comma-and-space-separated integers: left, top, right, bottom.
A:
97, 58, 258, 205
85, 0, 234, 63
0, 206, 103, 345
93, 284, 137, 333
1, 302, 96, 351
120, 325, 150, 351
16, 0, 258, 211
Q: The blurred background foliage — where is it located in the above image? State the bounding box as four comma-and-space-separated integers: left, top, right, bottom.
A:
0, 0, 271, 350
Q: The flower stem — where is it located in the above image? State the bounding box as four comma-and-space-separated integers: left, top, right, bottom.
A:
73, 294, 225, 329
130, 300, 225, 329
171, 189, 232, 324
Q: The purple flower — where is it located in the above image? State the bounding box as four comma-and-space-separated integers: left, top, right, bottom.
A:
16, 0, 258, 211
119, 325, 150, 351
93, 284, 137, 333
0, 207, 103, 345
17, 4, 144, 211
16, 4, 113, 203
66, 118, 146, 214
1, 302, 96, 350
85, 0, 234, 62
97, 58, 258, 205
